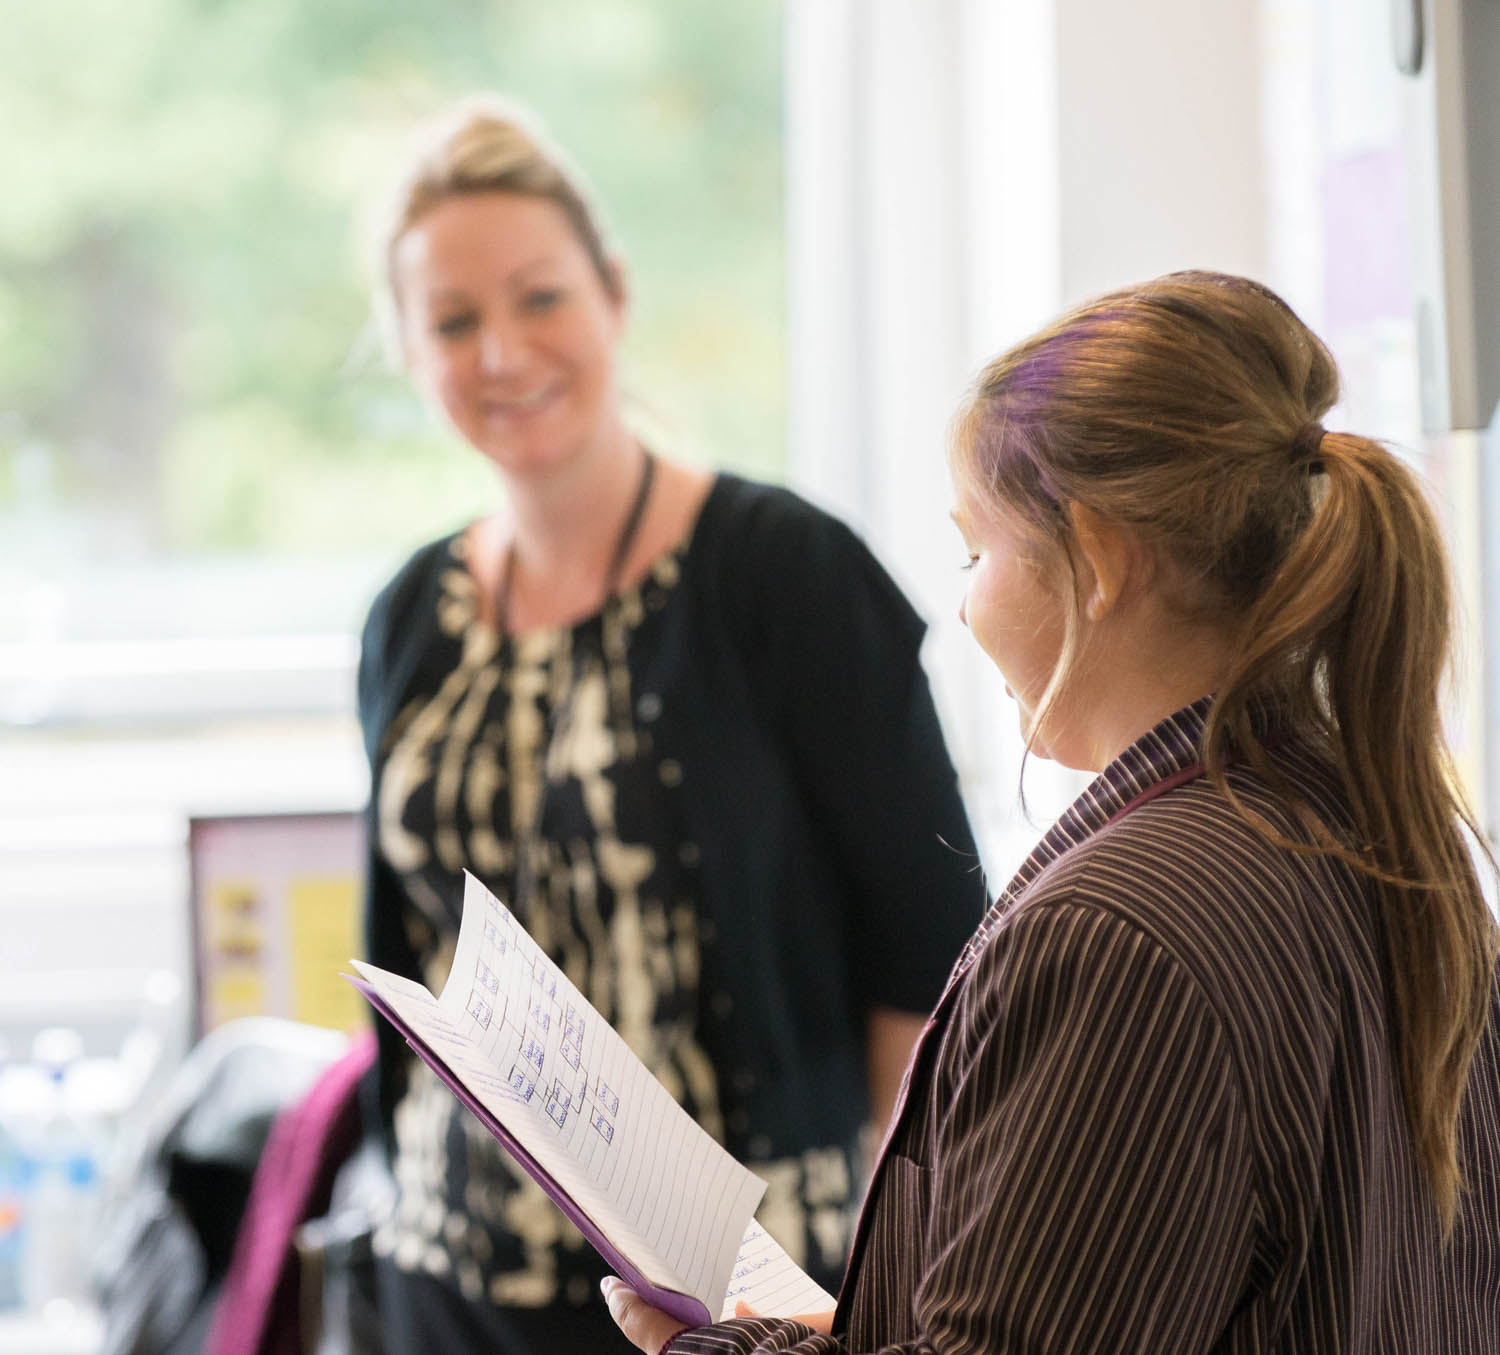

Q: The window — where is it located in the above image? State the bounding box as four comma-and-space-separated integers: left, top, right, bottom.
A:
0, 0, 785, 984
1, 1, 784, 665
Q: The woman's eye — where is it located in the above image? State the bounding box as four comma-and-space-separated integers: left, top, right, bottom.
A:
434, 312, 477, 338
961, 553, 980, 572
522, 288, 563, 313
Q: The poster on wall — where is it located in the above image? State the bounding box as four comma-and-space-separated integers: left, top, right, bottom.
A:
188, 811, 366, 1035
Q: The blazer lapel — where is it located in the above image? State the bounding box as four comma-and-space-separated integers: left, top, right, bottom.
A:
836, 699, 1216, 1317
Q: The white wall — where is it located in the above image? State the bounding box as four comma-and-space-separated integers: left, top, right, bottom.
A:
1054, 0, 1266, 303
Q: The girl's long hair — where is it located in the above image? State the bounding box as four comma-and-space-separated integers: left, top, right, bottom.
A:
951, 270, 1498, 1230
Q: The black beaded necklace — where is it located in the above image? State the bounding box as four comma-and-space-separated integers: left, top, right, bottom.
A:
498, 446, 657, 914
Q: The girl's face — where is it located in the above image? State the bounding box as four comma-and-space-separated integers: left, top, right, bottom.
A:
953, 494, 1078, 765
394, 192, 627, 477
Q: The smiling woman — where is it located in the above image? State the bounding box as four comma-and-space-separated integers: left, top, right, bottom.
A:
355, 94, 982, 1355
0, 0, 790, 1048
394, 192, 630, 487
373, 97, 714, 632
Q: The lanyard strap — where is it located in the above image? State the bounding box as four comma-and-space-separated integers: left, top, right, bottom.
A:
494, 447, 656, 636
1104, 761, 1207, 827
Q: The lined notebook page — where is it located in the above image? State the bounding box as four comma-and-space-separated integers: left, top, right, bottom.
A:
351, 871, 767, 1312
721, 1221, 838, 1321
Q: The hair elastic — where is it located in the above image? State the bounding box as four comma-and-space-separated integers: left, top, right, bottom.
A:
1292, 423, 1327, 474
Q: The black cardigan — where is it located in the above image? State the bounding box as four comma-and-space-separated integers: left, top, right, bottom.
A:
356, 474, 985, 1164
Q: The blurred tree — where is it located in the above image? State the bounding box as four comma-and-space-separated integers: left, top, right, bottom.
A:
0, 0, 783, 566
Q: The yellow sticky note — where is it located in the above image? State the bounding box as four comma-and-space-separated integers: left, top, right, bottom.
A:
288, 874, 365, 1032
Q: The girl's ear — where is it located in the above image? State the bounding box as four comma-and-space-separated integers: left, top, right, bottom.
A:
1067, 502, 1144, 621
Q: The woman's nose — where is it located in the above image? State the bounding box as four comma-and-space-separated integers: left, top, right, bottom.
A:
477, 319, 520, 373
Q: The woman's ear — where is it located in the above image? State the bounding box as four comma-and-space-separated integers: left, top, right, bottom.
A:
1068, 502, 1143, 622
603, 254, 630, 318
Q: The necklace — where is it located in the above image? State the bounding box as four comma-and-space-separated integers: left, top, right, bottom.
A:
493, 448, 657, 636
498, 447, 656, 912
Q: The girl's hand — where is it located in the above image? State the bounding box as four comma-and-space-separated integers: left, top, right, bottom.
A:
601, 1277, 689, 1354
734, 1300, 835, 1333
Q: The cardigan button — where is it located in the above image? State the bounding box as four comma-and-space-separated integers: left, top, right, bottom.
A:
658, 759, 684, 787
728, 1108, 751, 1134
731, 1067, 755, 1094
636, 692, 662, 722
748, 1135, 772, 1160
711, 991, 734, 1019
678, 842, 701, 868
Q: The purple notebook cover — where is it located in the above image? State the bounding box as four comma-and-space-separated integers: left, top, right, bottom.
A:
348, 975, 714, 1328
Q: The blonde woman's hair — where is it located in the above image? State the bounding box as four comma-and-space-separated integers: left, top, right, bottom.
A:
373, 93, 618, 358
951, 269, 1498, 1231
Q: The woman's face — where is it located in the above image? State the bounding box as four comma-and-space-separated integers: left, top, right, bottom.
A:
953, 494, 1077, 764
394, 192, 626, 476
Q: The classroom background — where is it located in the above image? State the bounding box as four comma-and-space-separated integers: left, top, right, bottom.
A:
1, 1, 1495, 1353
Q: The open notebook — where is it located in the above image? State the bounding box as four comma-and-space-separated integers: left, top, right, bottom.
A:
347, 871, 837, 1328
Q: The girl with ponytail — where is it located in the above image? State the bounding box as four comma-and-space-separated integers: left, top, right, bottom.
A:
609, 271, 1500, 1355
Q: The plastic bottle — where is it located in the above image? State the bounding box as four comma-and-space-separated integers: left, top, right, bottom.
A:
23, 1028, 103, 1317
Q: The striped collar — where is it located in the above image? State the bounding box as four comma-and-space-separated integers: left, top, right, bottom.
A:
954, 695, 1217, 975
852, 695, 1227, 1274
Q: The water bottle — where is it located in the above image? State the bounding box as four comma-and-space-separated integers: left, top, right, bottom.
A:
23, 1028, 103, 1317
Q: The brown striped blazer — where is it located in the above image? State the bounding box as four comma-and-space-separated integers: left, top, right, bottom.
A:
670, 699, 1500, 1354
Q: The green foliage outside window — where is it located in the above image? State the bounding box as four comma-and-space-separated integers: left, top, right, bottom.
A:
0, 0, 783, 615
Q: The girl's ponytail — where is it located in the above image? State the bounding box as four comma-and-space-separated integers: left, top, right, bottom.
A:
1210, 431, 1494, 1230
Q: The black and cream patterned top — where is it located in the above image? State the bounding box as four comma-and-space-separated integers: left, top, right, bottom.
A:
356, 475, 983, 1315
669, 698, 1500, 1355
